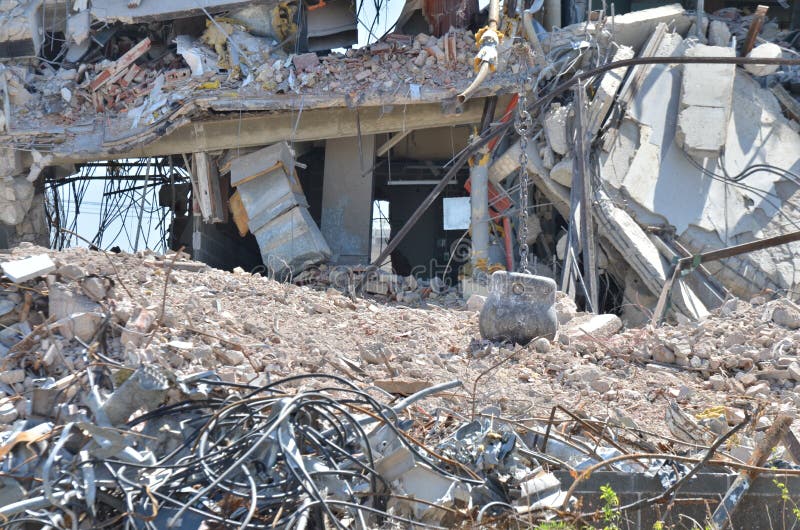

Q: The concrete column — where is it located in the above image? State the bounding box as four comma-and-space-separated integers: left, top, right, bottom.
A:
321, 135, 375, 264
470, 150, 489, 270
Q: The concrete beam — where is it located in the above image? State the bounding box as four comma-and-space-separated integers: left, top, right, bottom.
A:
49, 98, 492, 164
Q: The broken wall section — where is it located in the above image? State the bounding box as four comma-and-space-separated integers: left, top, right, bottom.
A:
599, 29, 800, 302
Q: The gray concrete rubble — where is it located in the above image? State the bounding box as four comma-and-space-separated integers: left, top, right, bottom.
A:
0, 240, 795, 527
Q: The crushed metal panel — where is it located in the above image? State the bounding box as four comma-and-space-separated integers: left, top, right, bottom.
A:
250, 206, 331, 275
230, 142, 330, 274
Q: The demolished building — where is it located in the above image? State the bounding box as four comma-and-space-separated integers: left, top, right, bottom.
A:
1, 0, 800, 526
0, 0, 799, 325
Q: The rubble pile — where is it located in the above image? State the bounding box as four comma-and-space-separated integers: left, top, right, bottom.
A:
0, 244, 799, 526
3, 25, 503, 134
295, 264, 466, 307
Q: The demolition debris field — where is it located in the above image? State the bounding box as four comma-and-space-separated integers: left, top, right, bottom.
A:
1, 243, 800, 528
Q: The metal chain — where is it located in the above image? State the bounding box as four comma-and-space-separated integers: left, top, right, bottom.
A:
515, 77, 533, 273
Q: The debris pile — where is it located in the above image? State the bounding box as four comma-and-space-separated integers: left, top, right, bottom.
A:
295, 264, 465, 307
0, 244, 798, 526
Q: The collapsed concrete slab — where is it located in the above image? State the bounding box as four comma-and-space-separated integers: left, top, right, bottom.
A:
600, 29, 800, 302
676, 44, 735, 159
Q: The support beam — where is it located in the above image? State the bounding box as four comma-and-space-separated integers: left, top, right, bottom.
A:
376, 130, 414, 158
574, 83, 598, 313
63, 100, 491, 164
192, 152, 226, 223
321, 135, 376, 265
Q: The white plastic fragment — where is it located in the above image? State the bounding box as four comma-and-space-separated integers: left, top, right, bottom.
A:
1, 254, 56, 283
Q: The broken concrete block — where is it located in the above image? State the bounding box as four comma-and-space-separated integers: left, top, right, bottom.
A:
676, 44, 735, 159
215, 348, 246, 365
465, 293, 486, 312
231, 142, 331, 275
374, 379, 431, 396
2, 254, 56, 283
292, 52, 319, 72
565, 313, 623, 340
0, 369, 24, 385
550, 157, 574, 188
788, 362, 800, 382
0, 398, 17, 424
744, 43, 782, 77
531, 336, 551, 353
544, 104, 572, 156
772, 303, 800, 330
0, 176, 35, 225
121, 307, 155, 348
49, 283, 98, 320
57, 264, 86, 281
100, 365, 169, 426
81, 277, 107, 301
555, 291, 577, 324
708, 20, 731, 47
59, 312, 103, 342
66, 9, 90, 45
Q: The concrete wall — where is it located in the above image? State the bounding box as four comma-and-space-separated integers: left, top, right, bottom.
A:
555, 469, 800, 529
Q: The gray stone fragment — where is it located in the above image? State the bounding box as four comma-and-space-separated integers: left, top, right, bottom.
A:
707, 20, 731, 47
788, 362, 800, 382
0, 369, 24, 385
466, 294, 486, 312
57, 264, 86, 281
773, 304, 800, 330
532, 337, 551, 353
81, 276, 107, 301
216, 348, 246, 365
590, 378, 611, 393
564, 314, 623, 340
708, 374, 726, 391
554, 291, 577, 325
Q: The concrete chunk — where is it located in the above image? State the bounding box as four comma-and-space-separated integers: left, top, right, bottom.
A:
744, 43, 782, 77
708, 20, 731, 47
2, 254, 56, 283
676, 106, 729, 158
544, 104, 572, 156
676, 44, 735, 159
564, 313, 623, 340
550, 157, 574, 188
